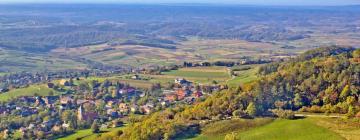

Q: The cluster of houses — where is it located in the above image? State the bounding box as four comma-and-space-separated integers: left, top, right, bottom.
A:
162, 78, 221, 104
0, 76, 223, 139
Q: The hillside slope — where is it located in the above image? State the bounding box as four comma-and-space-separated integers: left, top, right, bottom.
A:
99, 47, 360, 140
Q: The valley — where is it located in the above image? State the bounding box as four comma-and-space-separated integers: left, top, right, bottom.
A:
0, 3, 359, 140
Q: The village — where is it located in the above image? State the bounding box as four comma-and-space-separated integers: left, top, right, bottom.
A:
0, 75, 222, 139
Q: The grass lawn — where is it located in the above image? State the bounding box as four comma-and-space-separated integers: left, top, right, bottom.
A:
0, 84, 61, 102
191, 118, 344, 140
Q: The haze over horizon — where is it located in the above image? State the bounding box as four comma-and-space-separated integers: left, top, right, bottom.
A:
0, 0, 359, 6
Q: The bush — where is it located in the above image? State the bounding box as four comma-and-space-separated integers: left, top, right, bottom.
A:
308, 105, 324, 113
356, 111, 360, 118
272, 109, 295, 120
232, 110, 249, 118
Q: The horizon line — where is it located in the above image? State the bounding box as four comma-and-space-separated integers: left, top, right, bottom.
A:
0, 2, 359, 7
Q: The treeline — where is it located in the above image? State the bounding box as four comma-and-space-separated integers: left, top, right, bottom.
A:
106, 47, 360, 140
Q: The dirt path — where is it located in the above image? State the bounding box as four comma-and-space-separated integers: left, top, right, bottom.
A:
295, 113, 344, 118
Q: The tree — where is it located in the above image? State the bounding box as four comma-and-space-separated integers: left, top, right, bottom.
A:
346, 106, 356, 118
340, 85, 350, 101
274, 101, 285, 109
48, 91, 54, 96
246, 102, 257, 116
224, 132, 237, 140
294, 93, 304, 108
352, 49, 360, 58
212, 80, 218, 85
91, 120, 100, 133
232, 109, 247, 118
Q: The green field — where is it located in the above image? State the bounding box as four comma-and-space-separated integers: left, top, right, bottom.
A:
161, 67, 231, 84
189, 118, 273, 140
0, 84, 61, 102
227, 66, 259, 87
191, 118, 344, 140
58, 127, 125, 140
0, 72, 7, 76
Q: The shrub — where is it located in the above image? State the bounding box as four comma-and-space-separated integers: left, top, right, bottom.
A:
272, 109, 295, 120
232, 110, 249, 118
355, 111, 360, 118
308, 105, 324, 113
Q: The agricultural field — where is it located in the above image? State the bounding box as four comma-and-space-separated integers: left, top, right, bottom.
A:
0, 49, 87, 73
50, 38, 295, 67
115, 66, 232, 85
0, 84, 61, 102
191, 118, 345, 140
160, 67, 231, 84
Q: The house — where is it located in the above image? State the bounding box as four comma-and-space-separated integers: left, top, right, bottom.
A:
60, 96, 73, 105
106, 100, 118, 108
175, 78, 190, 85
76, 99, 91, 105
47, 83, 55, 88
112, 120, 123, 128
35, 97, 46, 106
44, 96, 59, 105
107, 109, 119, 118
163, 90, 175, 95
176, 89, 186, 100
77, 105, 98, 121
51, 125, 62, 132
59, 79, 71, 86
140, 105, 152, 115
0, 88, 9, 93
119, 103, 129, 113
165, 94, 178, 102
161, 101, 170, 107
130, 105, 139, 113
192, 91, 203, 98
131, 75, 140, 80
62, 122, 70, 128
119, 87, 136, 95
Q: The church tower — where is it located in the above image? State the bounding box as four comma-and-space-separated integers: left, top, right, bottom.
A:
77, 105, 84, 121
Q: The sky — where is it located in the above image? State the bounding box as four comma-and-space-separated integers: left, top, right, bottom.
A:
0, 0, 359, 6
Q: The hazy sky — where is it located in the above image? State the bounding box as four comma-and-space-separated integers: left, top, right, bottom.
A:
0, 0, 359, 5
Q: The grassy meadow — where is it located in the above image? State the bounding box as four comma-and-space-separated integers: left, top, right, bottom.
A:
0, 84, 61, 102
191, 118, 346, 140
58, 126, 126, 140
308, 117, 360, 140
227, 65, 260, 87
